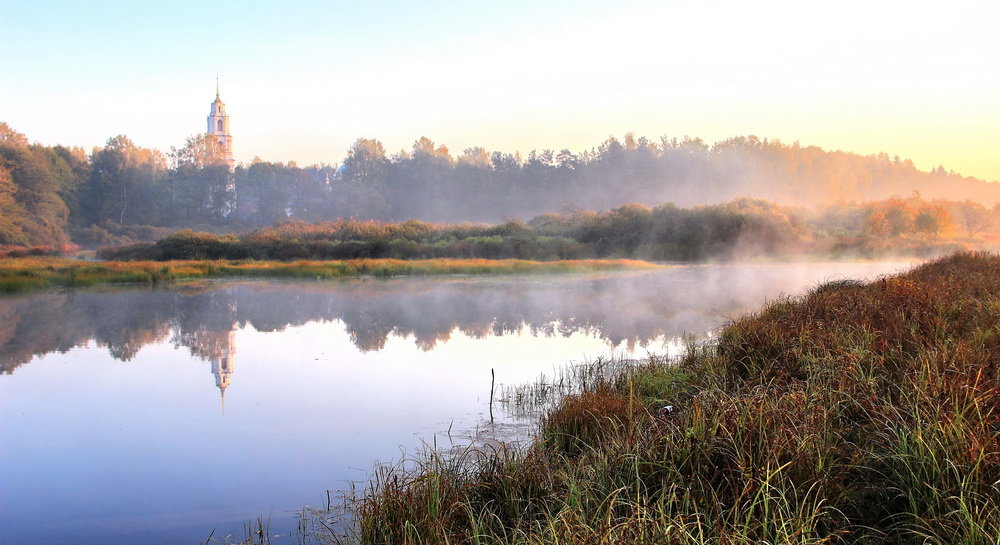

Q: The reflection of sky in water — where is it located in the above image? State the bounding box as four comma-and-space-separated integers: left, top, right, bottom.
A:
0, 261, 916, 544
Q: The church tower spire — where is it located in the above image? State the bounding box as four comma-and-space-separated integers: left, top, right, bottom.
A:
207, 78, 234, 169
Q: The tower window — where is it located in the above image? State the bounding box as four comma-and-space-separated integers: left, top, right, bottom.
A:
217, 120, 224, 132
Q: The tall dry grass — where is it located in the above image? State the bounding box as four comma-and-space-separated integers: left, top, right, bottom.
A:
333, 252, 999, 545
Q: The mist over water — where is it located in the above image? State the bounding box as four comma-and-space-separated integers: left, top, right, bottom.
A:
0, 261, 915, 544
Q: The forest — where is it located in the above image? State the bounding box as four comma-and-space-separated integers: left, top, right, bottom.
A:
1, 121, 998, 251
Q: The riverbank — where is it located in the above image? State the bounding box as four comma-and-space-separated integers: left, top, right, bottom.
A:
96, 209, 995, 263
0, 257, 660, 293
342, 251, 999, 545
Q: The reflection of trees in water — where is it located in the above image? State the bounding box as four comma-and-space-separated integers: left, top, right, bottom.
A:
169, 287, 240, 361
0, 267, 835, 374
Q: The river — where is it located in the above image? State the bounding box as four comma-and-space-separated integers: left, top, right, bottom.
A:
0, 261, 915, 544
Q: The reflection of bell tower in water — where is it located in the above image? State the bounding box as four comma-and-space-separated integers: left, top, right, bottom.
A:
210, 324, 237, 413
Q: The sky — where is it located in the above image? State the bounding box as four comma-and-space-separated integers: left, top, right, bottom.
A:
2, 0, 998, 181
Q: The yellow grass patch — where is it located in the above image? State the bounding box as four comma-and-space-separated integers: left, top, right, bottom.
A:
0, 257, 660, 293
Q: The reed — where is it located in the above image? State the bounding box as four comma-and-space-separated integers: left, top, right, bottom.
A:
326, 251, 999, 545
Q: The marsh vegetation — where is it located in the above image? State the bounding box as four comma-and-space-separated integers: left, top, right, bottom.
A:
96, 196, 997, 263
0, 256, 655, 293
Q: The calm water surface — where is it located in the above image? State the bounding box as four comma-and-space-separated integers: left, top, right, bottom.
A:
0, 262, 914, 544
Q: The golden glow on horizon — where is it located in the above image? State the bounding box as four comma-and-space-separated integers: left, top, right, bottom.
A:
3, 0, 998, 181
229, 1, 1000, 181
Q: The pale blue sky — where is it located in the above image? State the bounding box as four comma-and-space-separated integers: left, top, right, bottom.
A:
2, 0, 998, 180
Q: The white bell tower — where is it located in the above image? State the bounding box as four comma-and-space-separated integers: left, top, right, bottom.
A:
207, 76, 235, 169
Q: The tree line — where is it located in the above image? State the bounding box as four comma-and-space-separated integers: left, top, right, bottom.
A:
1, 122, 998, 249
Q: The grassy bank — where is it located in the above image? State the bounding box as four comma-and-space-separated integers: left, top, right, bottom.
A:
0, 257, 659, 293
340, 252, 999, 545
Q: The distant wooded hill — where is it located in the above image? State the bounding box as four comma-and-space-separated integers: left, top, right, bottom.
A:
1, 122, 998, 248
